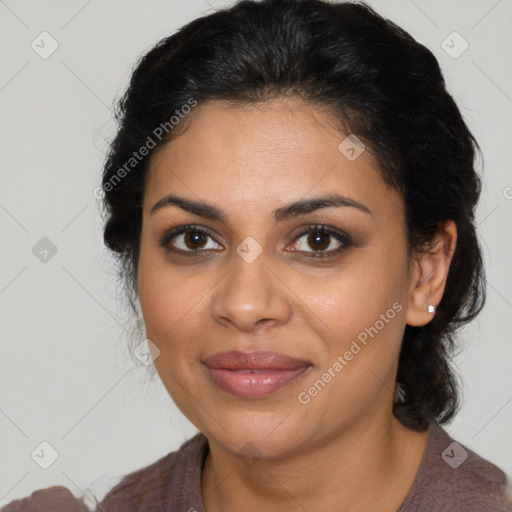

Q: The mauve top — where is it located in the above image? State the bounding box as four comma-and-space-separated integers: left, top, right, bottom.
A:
2, 422, 511, 512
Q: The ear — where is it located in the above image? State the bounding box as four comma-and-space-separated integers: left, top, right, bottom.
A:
406, 220, 457, 327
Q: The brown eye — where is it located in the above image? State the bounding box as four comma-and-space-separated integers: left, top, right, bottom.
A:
306, 231, 331, 251
289, 224, 352, 258
160, 225, 223, 254
183, 231, 208, 250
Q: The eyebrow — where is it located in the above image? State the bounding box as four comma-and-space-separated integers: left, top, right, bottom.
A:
150, 193, 372, 222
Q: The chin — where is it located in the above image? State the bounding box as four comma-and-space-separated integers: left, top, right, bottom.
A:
201, 410, 307, 460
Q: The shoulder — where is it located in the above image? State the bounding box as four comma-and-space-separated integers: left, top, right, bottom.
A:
0, 486, 90, 512
0, 434, 208, 512
96, 432, 208, 512
401, 422, 512, 512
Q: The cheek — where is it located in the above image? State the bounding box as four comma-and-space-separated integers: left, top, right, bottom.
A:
138, 271, 207, 353
308, 261, 405, 330
136, 243, 202, 354
294, 269, 407, 418
137, 259, 208, 415
303, 249, 409, 371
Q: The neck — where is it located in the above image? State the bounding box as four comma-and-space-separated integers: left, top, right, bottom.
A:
201, 413, 429, 512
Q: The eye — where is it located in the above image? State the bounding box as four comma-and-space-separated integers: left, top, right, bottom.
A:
288, 224, 351, 258
160, 223, 351, 259
160, 225, 223, 255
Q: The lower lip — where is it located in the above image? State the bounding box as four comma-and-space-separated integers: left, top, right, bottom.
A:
205, 366, 311, 398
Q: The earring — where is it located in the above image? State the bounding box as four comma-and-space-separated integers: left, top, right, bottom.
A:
428, 304, 436, 314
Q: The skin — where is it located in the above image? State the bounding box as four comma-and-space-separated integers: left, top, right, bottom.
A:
137, 97, 457, 512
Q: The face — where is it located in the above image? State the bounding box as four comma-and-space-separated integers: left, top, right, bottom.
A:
137, 97, 413, 459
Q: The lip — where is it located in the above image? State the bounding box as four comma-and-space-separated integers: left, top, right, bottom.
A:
203, 350, 310, 370
202, 351, 312, 398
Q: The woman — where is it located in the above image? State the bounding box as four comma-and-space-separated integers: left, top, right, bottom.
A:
3, 0, 510, 510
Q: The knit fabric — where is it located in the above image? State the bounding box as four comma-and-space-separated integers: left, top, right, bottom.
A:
2, 423, 510, 511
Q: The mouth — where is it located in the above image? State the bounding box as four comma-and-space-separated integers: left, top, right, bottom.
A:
202, 350, 312, 398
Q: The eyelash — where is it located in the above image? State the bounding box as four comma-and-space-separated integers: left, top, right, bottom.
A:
159, 223, 352, 259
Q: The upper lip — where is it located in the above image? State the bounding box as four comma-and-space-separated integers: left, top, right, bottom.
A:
202, 351, 311, 370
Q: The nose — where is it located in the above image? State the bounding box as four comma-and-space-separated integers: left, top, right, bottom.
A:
210, 249, 292, 332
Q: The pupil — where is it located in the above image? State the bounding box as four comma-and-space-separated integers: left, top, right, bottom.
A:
308, 231, 329, 250
185, 231, 206, 249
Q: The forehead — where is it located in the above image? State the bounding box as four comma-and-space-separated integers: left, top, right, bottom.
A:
144, 97, 401, 223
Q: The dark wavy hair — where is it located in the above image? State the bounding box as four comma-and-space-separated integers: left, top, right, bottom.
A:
100, 0, 485, 431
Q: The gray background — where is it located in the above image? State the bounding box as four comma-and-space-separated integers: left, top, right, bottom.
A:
1, 0, 511, 507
